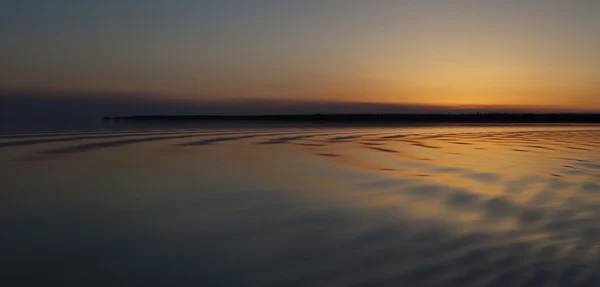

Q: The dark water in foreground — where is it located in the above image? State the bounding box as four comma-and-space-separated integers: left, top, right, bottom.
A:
1, 125, 600, 286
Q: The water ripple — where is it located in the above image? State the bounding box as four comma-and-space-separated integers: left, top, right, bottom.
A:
2, 125, 600, 286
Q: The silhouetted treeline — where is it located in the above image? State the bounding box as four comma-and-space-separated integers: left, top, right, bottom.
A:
104, 113, 600, 123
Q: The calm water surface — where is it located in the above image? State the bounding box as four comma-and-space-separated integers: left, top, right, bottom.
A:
1, 124, 600, 286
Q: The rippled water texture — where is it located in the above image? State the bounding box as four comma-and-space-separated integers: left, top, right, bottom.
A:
1, 125, 600, 286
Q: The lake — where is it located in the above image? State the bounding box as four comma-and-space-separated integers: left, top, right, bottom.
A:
1, 124, 600, 286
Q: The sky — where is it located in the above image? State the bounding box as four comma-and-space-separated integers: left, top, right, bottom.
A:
1, 0, 599, 117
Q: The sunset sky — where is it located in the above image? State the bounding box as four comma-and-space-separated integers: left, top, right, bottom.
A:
1, 0, 599, 115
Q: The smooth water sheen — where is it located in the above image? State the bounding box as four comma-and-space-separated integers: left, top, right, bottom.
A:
1, 125, 600, 286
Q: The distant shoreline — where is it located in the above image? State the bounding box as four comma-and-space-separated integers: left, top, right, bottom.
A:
103, 114, 600, 123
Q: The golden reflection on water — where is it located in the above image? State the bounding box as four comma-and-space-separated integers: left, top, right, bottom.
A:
1, 125, 600, 286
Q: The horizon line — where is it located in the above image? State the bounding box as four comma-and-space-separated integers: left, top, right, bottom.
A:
104, 113, 600, 124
